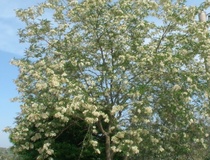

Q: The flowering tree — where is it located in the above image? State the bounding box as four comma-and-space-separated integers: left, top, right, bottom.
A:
7, 0, 210, 159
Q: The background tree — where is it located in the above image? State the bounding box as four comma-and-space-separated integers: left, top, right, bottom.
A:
6, 0, 210, 159
0, 147, 22, 160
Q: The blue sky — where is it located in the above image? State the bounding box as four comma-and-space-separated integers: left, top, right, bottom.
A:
0, 0, 45, 148
0, 0, 206, 148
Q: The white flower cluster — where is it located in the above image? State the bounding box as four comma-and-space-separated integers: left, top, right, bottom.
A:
37, 142, 54, 158
144, 107, 153, 114
172, 84, 181, 91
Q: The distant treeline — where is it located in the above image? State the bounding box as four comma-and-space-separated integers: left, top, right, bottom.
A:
0, 147, 21, 160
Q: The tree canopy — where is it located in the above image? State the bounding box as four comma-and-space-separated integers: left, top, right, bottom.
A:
6, 0, 210, 159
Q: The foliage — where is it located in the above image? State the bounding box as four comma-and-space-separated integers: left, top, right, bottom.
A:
0, 147, 22, 160
12, 118, 107, 160
6, 0, 210, 159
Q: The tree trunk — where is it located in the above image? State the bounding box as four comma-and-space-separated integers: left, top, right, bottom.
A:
97, 119, 113, 160
123, 156, 128, 160
105, 134, 112, 160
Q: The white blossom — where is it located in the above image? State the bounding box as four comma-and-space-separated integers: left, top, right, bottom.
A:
144, 107, 153, 114
172, 84, 181, 91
